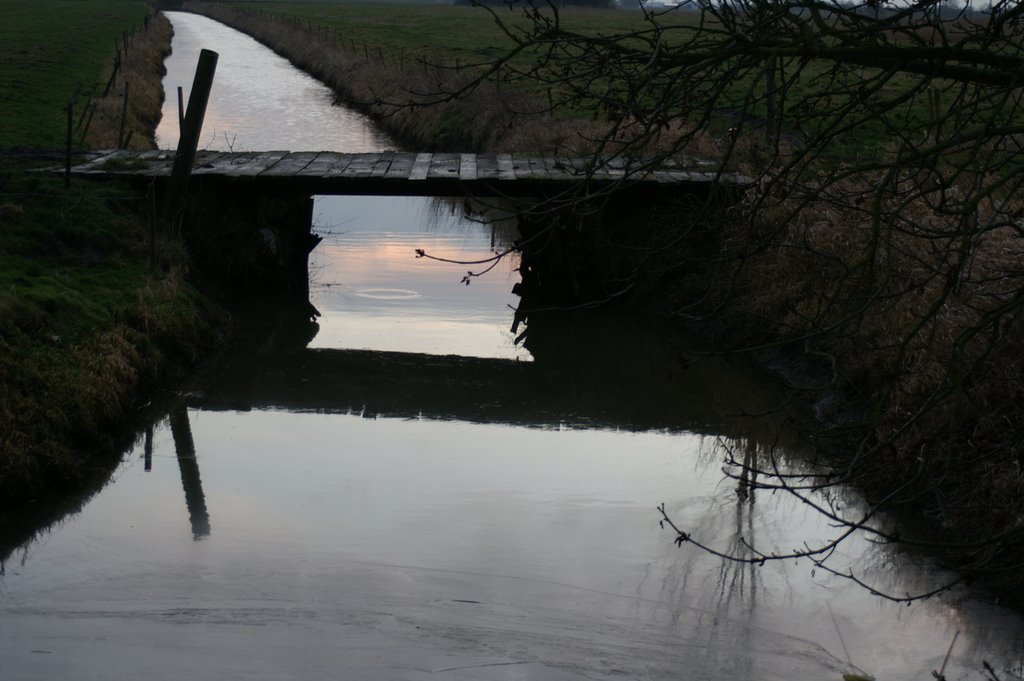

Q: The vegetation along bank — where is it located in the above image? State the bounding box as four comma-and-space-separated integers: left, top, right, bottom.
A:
182, 0, 1024, 606
0, 1, 222, 520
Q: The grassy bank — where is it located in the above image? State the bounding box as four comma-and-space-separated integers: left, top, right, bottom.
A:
175, 1, 1024, 604
0, 0, 169, 150
0, 2, 222, 507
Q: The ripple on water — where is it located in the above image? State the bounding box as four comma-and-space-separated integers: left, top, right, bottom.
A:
351, 288, 422, 301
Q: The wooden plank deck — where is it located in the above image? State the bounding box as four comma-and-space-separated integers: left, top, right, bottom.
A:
66, 150, 745, 197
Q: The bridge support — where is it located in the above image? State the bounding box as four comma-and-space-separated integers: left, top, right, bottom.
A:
511, 190, 725, 335
178, 182, 321, 319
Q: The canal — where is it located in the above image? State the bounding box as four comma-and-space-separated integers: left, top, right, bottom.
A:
1, 11, 1022, 680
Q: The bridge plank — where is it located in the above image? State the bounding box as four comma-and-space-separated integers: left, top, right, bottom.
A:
78, 150, 128, 172
409, 153, 432, 180
511, 154, 540, 179
459, 153, 477, 181
336, 153, 379, 178
192, 151, 232, 171
73, 150, 143, 174
370, 151, 397, 178
115, 149, 175, 176
538, 156, 563, 180
291, 152, 325, 176
550, 157, 593, 180
260, 151, 319, 176
515, 155, 547, 180
189, 154, 242, 176
298, 152, 340, 176
496, 154, 516, 181
383, 153, 417, 179
427, 153, 461, 180
249, 151, 291, 176
474, 154, 498, 180
321, 152, 360, 177
191, 150, 287, 177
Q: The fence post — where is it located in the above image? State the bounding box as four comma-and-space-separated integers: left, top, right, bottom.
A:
163, 49, 218, 223
117, 81, 130, 149
65, 100, 73, 188
65, 85, 81, 188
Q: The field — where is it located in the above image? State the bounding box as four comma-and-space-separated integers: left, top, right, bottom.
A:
0, 0, 155, 149
222, 1, 674, 60
192, 0, 956, 162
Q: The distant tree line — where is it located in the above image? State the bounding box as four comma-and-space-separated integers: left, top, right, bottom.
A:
454, 0, 618, 10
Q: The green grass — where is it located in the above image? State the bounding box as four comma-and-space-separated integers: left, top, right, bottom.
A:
0, 169, 219, 503
0, 0, 152, 149
217, 0, 685, 64
0, 2, 219, 506
0, 175, 144, 340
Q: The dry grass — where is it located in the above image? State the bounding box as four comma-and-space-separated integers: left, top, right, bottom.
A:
85, 12, 173, 150
663, 165, 1024, 581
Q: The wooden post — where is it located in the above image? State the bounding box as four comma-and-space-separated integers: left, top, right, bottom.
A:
177, 85, 185, 135
117, 81, 130, 149
163, 49, 218, 223
103, 56, 119, 97
65, 100, 73, 188
144, 426, 153, 472
65, 84, 81, 187
77, 102, 96, 149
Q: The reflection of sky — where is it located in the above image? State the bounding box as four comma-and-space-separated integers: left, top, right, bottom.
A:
310, 195, 529, 359
6, 411, 1024, 681
156, 12, 393, 152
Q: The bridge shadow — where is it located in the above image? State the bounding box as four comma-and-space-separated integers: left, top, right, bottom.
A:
190, 307, 802, 443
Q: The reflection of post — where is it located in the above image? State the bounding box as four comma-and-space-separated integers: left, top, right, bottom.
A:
169, 406, 211, 540
144, 426, 153, 472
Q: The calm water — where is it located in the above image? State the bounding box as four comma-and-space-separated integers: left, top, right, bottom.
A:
2, 12, 1023, 681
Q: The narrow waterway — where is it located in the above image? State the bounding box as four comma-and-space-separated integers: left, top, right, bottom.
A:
2, 11, 1023, 681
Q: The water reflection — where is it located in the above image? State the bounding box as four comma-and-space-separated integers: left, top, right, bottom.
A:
189, 306, 801, 441
169, 406, 211, 540
4, 10, 1024, 681
157, 12, 392, 152
309, 195, 527, 359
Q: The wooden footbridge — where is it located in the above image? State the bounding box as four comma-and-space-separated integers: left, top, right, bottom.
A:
64, 146, 741, 308
69, 149, 741, 197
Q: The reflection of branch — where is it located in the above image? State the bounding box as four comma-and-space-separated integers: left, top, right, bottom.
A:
414, 246, 513, 285
657, 501, 961, 603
